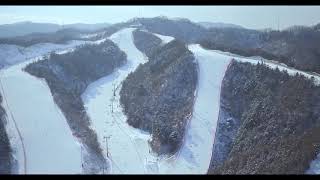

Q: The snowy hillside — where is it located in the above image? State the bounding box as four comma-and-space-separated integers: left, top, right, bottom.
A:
198, 22, 244, 29
0, 41, 89, 174
207, 48, 320, 85
0, 41, 86, 68
82, 28, 149, 174
82, 28, 231, 174
1, 20, 320, 174
152, 33, 174, 44
82, 25, 320, 174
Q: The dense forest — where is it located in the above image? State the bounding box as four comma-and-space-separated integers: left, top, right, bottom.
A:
132, 29, 162, 58
120, 35, 198, 154
0, 94, 12, 174
209, 61, 320, 174
200, 26, 320, 74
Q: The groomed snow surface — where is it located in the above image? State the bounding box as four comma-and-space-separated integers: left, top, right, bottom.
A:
2, 27, 320, 174
82, 28, 150, 174
0, 40, 89, 174
83, 28, 320, 174
82, 28, 232, 174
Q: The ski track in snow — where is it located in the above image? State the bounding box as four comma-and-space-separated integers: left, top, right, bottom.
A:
1, 27, 319, 174
82, 28, 231, 174
83, 27, 320, 174
82, 28, 150, 174
0, 40, 92, 174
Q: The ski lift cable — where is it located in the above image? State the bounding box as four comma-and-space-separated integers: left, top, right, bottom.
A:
109, 96, 146, 173
110, 112, 146, 173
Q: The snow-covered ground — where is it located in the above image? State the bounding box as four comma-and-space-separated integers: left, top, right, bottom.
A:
83, 27, 320, 174
82, 28, 150, 174
82, 28, 231, 174
153, 33, 174, 45
306, 154, 320, 174
193, 45, 320, 174
139, 29, 174, 45
208, 48, 320, 85
81, 33, 99, 39
0, 41, 86, 68
0, 40, 90, 174
2, 26, 318, 174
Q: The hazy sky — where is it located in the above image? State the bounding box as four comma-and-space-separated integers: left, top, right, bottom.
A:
1, 6, 320, 30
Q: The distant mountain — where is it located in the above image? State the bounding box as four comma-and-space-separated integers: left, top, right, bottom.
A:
314, 23, 320, 31
198, 22, 245, 29
0, 21, 110, 38
0, 28, 85, 47
64, 23, 110, 32
0, 21, 61, 38
125, 16, 208, 43
127, 16, 320, 74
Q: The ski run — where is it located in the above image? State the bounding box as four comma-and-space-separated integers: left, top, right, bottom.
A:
83, 27, 320, 174
0, 40, 89, 174
1, 27, 320, 174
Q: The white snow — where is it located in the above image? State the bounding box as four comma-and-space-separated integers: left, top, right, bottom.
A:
83, 29, 320, 174
208, 49, 320, 85
306, 153, 320, 174
1, 27, 315, 174
138, 29, 173, 45
81, 33, 99, 39
190, 45, 320, 174
82, 28, 231, 174
0, 41, 86, 68
82, 28, 150, 174
153, 33, 174, 44
0, 40, 90, 174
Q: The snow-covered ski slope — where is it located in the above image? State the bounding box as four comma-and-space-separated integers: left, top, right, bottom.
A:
82, 28, 150, 174
83, 28, 320, 174
82, 28, 231, 174
0, 40, 89, 174
2, 26, 318, 174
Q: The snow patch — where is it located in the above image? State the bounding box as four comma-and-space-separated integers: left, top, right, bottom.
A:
81, 33, 99, 39
306, 153, 320, 174
152, 33, 174, 44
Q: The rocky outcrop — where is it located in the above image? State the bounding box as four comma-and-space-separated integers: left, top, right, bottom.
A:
209, 61, 320, 174
120, 39, 198, 155
0, 94, 13, 174
24, 40, 127, 173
